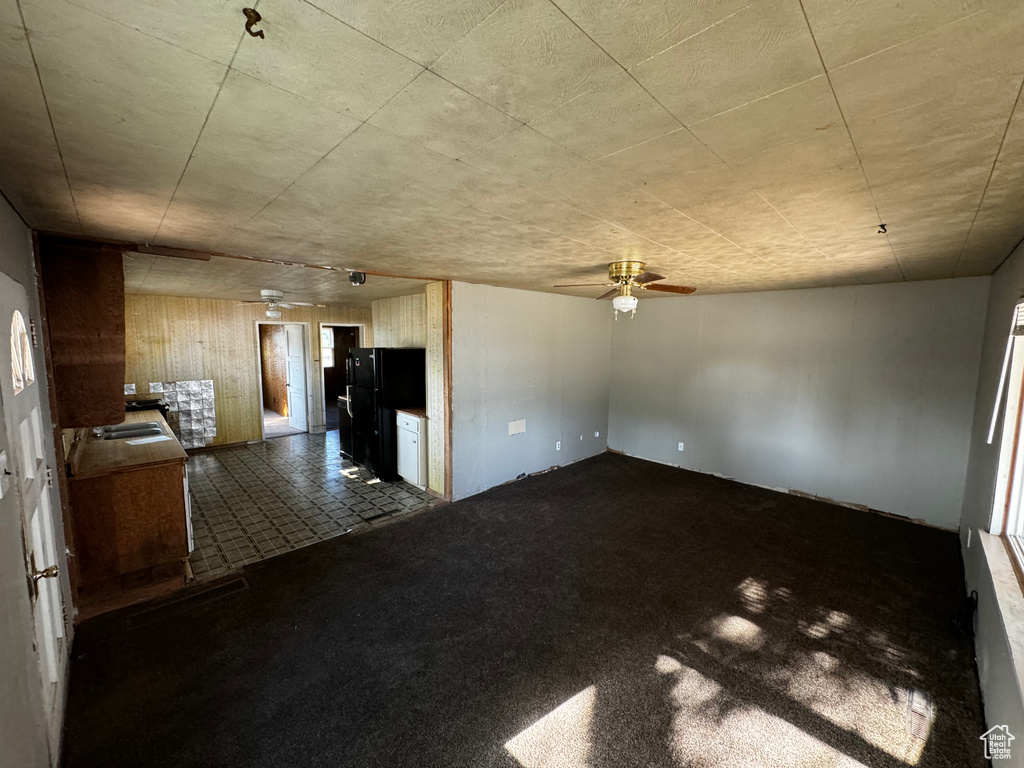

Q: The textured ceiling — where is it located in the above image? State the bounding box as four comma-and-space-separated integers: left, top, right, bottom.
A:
123, 252, 431, 306
2, 0, 1024, 297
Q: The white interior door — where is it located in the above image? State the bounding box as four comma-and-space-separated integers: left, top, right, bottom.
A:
0, 272, 67, 759
285, 324, 307, 432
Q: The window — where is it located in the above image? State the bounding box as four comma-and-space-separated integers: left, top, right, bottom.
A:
11, 310, 34, 394
989, 301, 1024, 571
321, 327, 334, 368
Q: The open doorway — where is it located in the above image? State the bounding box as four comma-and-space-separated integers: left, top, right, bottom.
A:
257, 322, 309, 439
320, 324, 361, 431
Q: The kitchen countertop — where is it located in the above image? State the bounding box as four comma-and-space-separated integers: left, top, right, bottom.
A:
396, 407, 427, 419
70, 410, 187, 479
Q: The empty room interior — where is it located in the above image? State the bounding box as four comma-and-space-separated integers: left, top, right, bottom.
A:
4, 0, 1024, 766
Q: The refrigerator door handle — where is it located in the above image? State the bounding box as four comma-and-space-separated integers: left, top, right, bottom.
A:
346, 385, 353, 417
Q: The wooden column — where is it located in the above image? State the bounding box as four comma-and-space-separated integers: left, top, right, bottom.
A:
38, 236, 126, 428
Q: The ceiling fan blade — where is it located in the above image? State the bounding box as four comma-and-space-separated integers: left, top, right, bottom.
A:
289, 301, 315, 306
553, 282, 613, 288
642, 283, 697, 295
635, 271, 665, 284
278, 302, 295, 309
241, 300, 268, 304
597, 287, 620, 300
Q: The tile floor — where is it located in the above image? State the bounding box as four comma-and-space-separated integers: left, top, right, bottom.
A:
187, 430, 439, 581
263, 407, 303, 438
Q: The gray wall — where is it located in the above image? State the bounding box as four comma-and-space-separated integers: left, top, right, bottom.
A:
451, 282, 611, 500
608, 278, 989, 529
960, 239, 1024, 749
0, 195, 56, 767
961, 239, 1024, 542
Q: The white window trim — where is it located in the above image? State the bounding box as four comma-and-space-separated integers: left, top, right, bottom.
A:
993, 336, 1024, 535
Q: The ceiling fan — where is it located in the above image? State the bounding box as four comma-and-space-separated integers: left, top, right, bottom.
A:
554, 261, 696, 318
242, 289, 316, 319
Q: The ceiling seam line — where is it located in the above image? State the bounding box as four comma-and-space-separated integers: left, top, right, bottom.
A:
421, 0, 512, 67
751, 195, 866, 284
991, 230, 1024, 277
464, 208, 730, 273
300, 0, 511, 74
684, 74, 825, 127
15, 0, 82, 235
830, 9, 986, 75
543, 0, 792, 270
211, 68, 429, 252
637, 190, 781, 268
547, 0, 851, 274
949, 73, 1024, 277
796, 0, 905, 280
60, 0, 230, 69
299, 0, 430, 67
512, 6, 755, 130
473, 204, 736, 274
152, 1, 258, 242
630, 4, 754, 69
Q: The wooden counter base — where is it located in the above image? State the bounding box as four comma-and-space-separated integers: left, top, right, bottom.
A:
70, 461, 188, 588
68, 409, 189, 605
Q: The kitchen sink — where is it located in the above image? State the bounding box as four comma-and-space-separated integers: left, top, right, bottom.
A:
100, 423, 164, 442
103, 421, 161, 433
102, 430, 162, 442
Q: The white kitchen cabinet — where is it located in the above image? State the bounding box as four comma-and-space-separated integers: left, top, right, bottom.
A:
396, 409, 427, 489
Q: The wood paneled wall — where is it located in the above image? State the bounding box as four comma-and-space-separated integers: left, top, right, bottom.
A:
259, 325, 288, 416
39, 238, 126, 427
124, 294, 372, 445
425, 282, 448, 496
371, 293, 426, 347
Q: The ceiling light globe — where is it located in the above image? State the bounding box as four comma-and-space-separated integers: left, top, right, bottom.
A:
266, 309, 282, 319
612, 294, 638, 315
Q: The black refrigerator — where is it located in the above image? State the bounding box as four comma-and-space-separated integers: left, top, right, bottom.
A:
340, 347, 426, 481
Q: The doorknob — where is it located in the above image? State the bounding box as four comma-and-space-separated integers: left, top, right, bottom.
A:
32, 565, 59, 582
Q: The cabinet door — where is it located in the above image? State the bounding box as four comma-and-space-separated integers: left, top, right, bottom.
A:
397, 428, 418, 483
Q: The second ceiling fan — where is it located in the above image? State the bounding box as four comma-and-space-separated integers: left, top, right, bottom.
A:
242, 289, 316, 319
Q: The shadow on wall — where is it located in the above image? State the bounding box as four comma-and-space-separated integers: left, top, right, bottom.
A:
259, 324, 288, 417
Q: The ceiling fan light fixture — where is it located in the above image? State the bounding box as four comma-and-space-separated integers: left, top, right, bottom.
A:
612, 293, 638, 318
266, 308, 282, 319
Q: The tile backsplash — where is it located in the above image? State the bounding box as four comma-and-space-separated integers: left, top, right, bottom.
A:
140, 379, 217, 449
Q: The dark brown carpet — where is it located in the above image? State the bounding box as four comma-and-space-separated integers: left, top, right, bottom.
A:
63, 452, 985, 767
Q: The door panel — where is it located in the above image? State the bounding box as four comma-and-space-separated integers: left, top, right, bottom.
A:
0, 272, 68, 760
397, 427, 417, 482
351, 348, 377, 389
285, 324, 307, 432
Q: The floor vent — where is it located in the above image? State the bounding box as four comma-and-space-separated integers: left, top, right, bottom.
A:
906, 689, 934, 740
127, 577, 249, 629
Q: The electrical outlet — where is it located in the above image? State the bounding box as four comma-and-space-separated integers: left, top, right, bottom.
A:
556, 441, 561, 451
678, 442, 685, 452
594, 431, 600, 438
